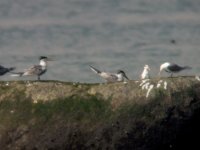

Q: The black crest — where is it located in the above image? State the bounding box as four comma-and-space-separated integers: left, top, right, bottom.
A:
39, 56, 48, 60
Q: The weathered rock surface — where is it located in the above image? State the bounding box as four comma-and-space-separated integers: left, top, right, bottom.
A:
0, 77, 200, 150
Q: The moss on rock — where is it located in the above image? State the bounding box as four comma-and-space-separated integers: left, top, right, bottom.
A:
0, 76, 200, 149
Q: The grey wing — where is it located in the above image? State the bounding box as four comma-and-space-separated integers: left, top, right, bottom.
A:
24, 65, 42, 75
106, 73, 118, 82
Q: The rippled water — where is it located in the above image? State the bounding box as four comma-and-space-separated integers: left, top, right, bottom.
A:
0, 0, 200, 83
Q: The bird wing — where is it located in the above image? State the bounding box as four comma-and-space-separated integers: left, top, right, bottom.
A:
0, 67, 8, 75
101, 72, 118, 82
0, 65, 5, 69
23, 65, 43, 76
167, 64, 183, 72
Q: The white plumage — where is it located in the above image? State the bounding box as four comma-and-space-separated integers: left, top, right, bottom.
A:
141, 65, 150, 80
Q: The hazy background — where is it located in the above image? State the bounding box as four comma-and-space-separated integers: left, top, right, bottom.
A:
0, 0, 200, 83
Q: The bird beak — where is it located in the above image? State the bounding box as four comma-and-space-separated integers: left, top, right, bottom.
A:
123, 73, 129, 80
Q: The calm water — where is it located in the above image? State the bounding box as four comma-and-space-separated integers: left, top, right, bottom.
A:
0, 0, 200, 83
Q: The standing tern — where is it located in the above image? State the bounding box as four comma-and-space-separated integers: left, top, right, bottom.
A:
10, 56, 52, 80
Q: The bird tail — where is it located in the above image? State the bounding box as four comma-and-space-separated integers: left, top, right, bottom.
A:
183, 66, 192, 70
10, 72, 24, 77
89, 65, 101, 74
8, 67, 16, 72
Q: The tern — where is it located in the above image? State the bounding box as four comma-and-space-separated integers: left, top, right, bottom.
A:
141, 64, 150, 80
89, 65, 129, 83
159, 62, 191, 77
11, 56, 52, 80
0, 65, 15, 76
